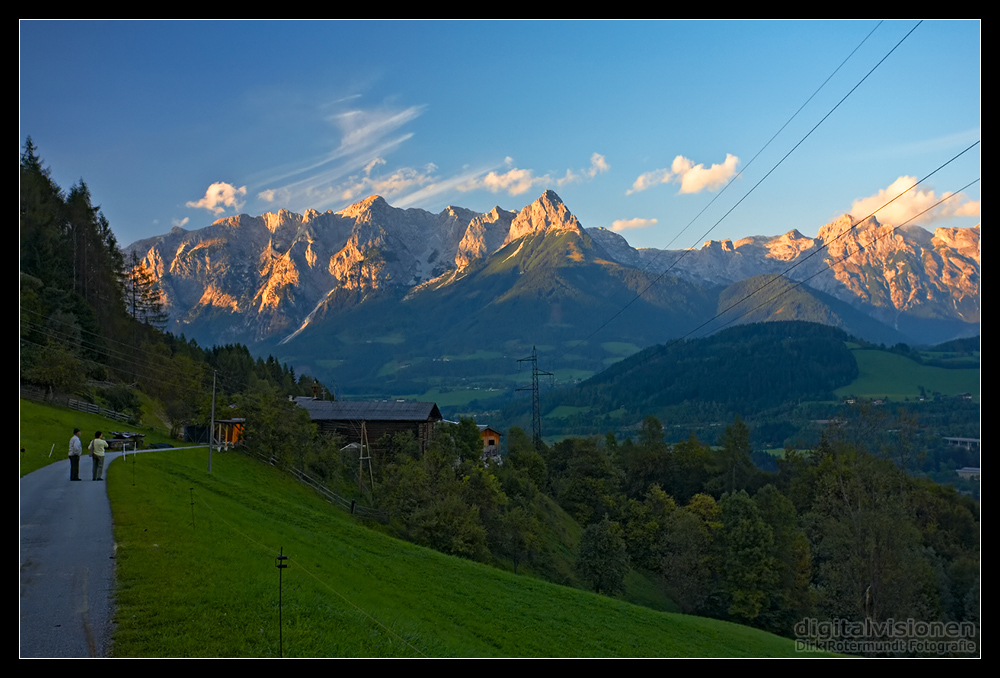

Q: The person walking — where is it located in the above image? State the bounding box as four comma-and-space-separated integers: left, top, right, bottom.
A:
89, 431, 108, 481
68, 428, 82, 481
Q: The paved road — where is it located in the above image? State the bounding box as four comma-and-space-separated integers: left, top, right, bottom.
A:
19, 451, 125, 658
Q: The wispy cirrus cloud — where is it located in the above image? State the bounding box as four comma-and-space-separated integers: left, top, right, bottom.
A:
253, 103, 426, 210
611, 217, 658, 232
851, 176, 981, 226
252, 100, 611, 212
186, 182, 247, 215
627, 153, 739, 195
392, 166, 501, 209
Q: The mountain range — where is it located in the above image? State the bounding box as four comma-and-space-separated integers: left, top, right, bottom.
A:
127, 190, 980, 393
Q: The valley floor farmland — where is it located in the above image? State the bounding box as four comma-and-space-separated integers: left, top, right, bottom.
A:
835, 349, 980, 401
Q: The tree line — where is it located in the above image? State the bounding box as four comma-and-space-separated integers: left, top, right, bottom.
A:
536, 412, 978, 652
20, 139, 327, 435
356, 409, 977, 655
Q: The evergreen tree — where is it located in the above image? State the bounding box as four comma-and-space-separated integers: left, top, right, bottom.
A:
124, 251, 167, 329
720, 490, 777, 624
20, 137, 71, 289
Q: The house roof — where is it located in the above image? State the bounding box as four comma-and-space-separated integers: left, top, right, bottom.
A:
295, 399, 443, 423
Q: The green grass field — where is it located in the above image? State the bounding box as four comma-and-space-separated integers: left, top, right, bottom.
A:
106, 448, 831, 657
18, 399, 178, 477
392, 387, 508, 407
835, 349, 980, 402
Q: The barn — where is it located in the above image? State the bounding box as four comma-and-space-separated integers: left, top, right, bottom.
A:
294, 399, 443, 451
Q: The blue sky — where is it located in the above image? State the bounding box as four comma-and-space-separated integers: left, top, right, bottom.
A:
20, 20, 980, 250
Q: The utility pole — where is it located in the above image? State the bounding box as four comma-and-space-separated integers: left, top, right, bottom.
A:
517, 346, 553, 449
209, 370, 216, 473
358, 422, 374, 496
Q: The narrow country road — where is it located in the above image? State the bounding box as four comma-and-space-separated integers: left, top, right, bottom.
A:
19, 451, 125, 658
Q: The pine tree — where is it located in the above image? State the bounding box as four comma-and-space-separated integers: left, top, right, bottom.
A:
124, 251, 167, 329
20, 137, 71, 289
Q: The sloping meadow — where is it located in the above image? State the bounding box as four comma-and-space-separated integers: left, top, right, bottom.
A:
108, 448, 828, 657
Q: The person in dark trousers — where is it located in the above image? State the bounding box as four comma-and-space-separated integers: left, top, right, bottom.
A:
68, 428, 82, 481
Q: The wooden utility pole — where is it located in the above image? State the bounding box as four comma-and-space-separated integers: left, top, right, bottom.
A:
358, 422, 375, 495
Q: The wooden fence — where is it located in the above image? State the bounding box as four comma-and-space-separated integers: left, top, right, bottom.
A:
238, 447, 388, 523
67, 399, 132, 423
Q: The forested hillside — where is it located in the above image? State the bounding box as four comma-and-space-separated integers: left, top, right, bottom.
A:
19, 140, 327, 441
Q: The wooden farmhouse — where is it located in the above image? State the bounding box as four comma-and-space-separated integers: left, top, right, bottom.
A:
294, 398, 443, 451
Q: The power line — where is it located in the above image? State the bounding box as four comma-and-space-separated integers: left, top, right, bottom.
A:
706, 177, 981, 338
685, 140, 980, 340
551, 20, 922, 367
631, 20, 885, 274
599, 173, 980, 382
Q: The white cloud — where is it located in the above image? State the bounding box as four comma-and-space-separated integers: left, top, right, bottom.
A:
456, 159, 544, 196
339, 165, 437, 201
363, 157, 386, 176
186, 182, 247, 215
479, 167, 541, 195
459, 153, 608, 196
673, 153, 739, 194
850, 176, 982, 226
556, 169, 581, 186
172, 217, 190, 228
611, 217, 658, 232
952, 201, 982, 217
627, 153, 739, 195
627, 168, 672, 195
588, 153, 610, 176
556, 153, 611, 187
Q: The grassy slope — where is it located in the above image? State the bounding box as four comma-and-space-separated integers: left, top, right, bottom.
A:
18, 398, 178, 477
107, 448, 830, 657
834, 349, 980, 402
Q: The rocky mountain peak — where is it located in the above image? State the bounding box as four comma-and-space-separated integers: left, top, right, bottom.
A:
817, 214, 881, 241
302, 208, 324, 223
484, 206, 512, 223
440, 205, 478, 223
933, 225, 980, 261
703, 238, 735, 252
337, 194, 389, 221
505, 190, 582, 244
262, 208, 302, 233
